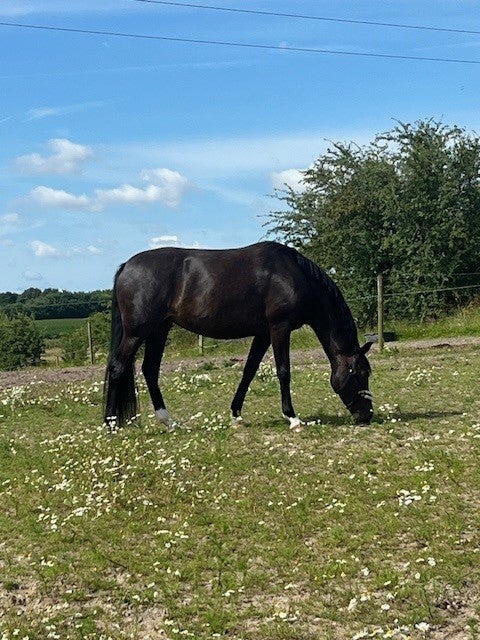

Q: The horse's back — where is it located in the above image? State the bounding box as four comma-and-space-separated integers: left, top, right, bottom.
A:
116, 242, 311, 338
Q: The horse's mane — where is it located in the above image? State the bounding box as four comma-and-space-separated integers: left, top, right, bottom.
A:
289, 247, 358, 340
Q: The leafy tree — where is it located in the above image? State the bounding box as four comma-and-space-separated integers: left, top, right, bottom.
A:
267, 120, 480, 325
0, 312, 44, 370
0, 292, 18, 306
61, 312, 111, 365
18, 287, 42, 301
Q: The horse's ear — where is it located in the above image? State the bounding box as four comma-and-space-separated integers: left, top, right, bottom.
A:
360, 341, 373, 355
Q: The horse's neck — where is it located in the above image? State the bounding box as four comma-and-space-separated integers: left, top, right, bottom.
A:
303, 271, 359, 361
314, 328, 357, 364
310, 301, 358, 363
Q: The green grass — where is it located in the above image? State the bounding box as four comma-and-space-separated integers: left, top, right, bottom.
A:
36, 317, 85, 339
1, 344, 480, 639
380, 303, 480, 342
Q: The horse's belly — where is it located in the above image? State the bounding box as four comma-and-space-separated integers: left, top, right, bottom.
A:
172, 305, 267, 340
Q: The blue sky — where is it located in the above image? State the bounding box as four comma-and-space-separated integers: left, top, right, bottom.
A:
1, 0, 480, 292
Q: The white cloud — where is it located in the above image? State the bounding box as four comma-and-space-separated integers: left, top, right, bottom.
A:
0, 212, 22, 227
15, 138, 93, 175
97, 168, 190, 208
31, 240, 60, 258
271, 169, 307, 193
149, 235, 181, 249
87, 245, 103, 254
28, 167, 191, 212
30, 186, 95, 210
142, 168, 190, 207
96, 183, 166, 205
0, 213, 28, 237
22, 270, 43, 282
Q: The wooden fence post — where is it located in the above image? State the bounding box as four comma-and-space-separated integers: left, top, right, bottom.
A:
198, 334, 204, 356
87, 320, 95, 365
377, 273, 384, 352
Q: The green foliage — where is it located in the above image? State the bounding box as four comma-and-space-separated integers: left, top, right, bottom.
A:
0, 287, 111, 320
61, 312, 111, 365
0, 312, 44, 370
267, 119, 480, 326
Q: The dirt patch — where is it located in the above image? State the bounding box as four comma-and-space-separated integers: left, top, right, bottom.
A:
1, 337, 479, 392
0, 365, 105, 390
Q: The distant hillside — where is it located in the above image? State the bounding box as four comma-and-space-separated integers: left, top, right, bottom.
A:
0, 287, 111, 320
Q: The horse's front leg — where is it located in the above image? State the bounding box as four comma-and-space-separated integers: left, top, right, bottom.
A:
142, 322, 175, 430
270, 324, 302, 431
230, 334, 270, 424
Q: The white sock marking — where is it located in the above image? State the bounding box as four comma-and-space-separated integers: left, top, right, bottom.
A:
283, 415, 304, 432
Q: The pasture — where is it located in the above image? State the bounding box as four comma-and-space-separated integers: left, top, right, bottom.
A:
0, 342, 479, 639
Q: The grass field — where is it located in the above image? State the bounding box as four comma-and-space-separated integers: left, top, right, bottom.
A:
36, 318, 85, 339
0, 343, 479, 639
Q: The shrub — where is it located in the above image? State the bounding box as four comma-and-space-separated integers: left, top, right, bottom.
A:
0, 312, 44, 370
61, 312, 111, 365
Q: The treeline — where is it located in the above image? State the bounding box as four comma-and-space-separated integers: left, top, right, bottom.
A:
0, 287, 111, 320
267, 119, 480, 326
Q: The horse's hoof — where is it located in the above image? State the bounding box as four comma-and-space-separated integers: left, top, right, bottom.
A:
155, 408, 176, 430
104, 416, 118, 433
284, 415, 304, 432
231, 416, 244, 427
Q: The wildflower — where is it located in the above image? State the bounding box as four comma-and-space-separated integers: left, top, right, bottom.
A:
347, 597, 357, 612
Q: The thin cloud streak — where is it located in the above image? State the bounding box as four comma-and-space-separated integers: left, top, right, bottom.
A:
0, 1, 130, 17
116, 129, 377, 177
25, 101, 105, 121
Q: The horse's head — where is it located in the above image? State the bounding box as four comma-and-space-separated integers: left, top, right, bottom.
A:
331, 342, 373, 425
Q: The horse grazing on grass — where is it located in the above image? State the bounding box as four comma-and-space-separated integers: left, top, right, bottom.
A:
103, 241, 373, 430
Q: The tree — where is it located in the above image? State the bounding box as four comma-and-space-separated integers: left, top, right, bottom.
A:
266, 120, 480, 325
61, 312, 111, 365
0, 312, 44, 370
18, 287, 42, 301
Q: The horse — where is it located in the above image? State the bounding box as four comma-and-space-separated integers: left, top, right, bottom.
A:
103, 241, 373, 430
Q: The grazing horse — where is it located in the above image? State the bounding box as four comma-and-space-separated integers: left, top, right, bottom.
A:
103, 241, 373, 430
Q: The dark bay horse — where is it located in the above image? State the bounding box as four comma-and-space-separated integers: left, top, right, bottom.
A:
104, 241, 373, 430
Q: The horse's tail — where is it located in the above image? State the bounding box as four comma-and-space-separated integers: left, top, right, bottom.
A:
103, 264, 138, 427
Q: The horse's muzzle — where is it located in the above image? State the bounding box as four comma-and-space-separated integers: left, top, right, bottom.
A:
352, 407, 374, 425
350, 390, 373, 425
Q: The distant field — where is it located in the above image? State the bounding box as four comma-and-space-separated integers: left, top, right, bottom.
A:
36, 317, 85, 339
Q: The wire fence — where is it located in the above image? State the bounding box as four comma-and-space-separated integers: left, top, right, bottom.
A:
3, 274, 480, 361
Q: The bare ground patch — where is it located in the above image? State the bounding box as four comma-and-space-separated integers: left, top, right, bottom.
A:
1, 336, 479, 392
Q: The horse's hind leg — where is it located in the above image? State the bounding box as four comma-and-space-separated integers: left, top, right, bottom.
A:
230, 334, 270, 424
142, 321, 174, 429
